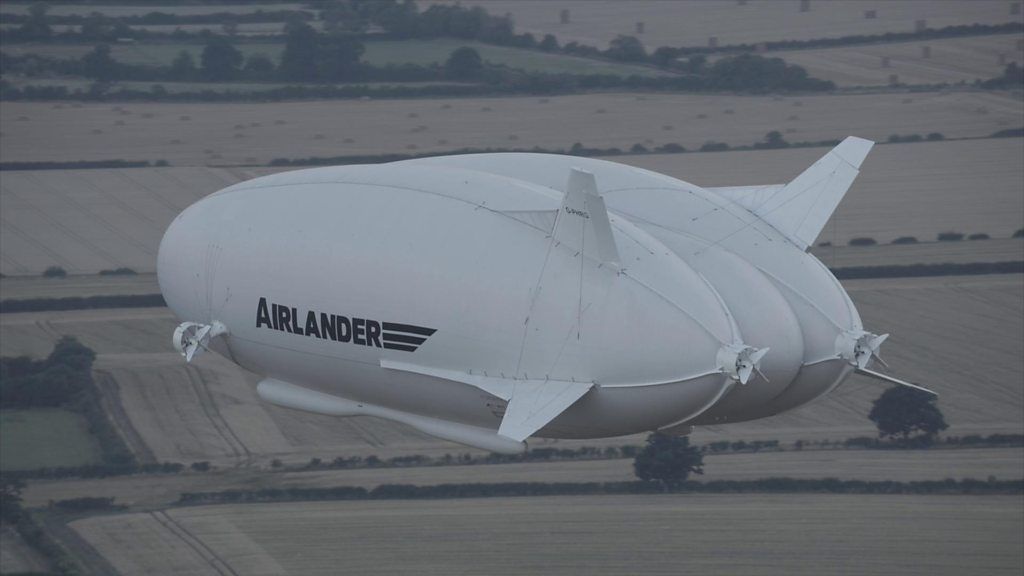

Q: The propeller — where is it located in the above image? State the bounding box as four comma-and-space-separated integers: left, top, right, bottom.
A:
836, 329, 936, 396
717, 344, 770, 385
836, 330, 888, 370
173, 321, 228, 362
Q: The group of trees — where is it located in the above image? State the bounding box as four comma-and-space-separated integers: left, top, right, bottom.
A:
633, 384, 948, 486
1, 336, 95, 408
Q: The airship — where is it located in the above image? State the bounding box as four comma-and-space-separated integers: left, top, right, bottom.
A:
158, 137, 932, 454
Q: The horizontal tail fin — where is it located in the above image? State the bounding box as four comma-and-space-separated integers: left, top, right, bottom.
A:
710, 136, 874, 250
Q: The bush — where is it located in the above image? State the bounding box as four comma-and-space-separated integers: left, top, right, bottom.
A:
42, 266, 67, 278
925, 132, 945, 141
891, 236, 918, 244
190, 461, 211, 472
98, 267, 137, 276
848, 237, 877, 246
1012, 228, 1024, 238
967, 233, 990, 240
633, 433, 703, 487
937, 231, 964, 242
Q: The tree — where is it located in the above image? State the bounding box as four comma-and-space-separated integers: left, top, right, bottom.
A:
633, 433, 703, 488
243, 53, 275, 77
170, 50, 197, 80
1, 477, 25, 523
81, 44, 118, 81
200, 37, 243, 80
605, 35, 646, 62
318, 33, 365, 81
280, 22, 320, 80
18, 2, 52, 39
445, 46, 483, 79
539, 34, 559, 52
869, 386, 948, 444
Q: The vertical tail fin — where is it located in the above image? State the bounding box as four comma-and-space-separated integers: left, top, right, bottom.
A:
710, 136, 874, 250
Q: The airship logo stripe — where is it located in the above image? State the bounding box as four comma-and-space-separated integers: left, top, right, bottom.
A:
383, 333, 427, 345
382, 342, 419, 352
382, 322, 436, 336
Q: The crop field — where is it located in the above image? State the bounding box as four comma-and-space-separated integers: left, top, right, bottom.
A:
768, 34, 1024, 87
4, 237, 1018, 302
0, 408, 104, 470
2, 38, 664, 76
443, 0, 1023, 49
2, 90, 1020, 167
2, 274, 1020, 472
0, 3, 306, 18
70, 495, 1024, 576
0, 527, 48, 575
624, 138, 1024, 247
2, 136, 1020, 276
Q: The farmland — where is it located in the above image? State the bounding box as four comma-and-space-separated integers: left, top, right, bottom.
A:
0, 38, 666, 76
2, 274, 1020, 472
444, 0, 1024, 49
769, 34, 1024, 87
69, 495, 1024, 576
2, 137, 1020, 276
3, 91, 1020, 167
0, 409, 104, 470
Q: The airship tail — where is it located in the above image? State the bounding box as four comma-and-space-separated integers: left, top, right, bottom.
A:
710, 136, 874, 250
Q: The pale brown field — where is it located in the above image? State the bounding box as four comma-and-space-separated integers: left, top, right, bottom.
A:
2, 137, 1021, 276
22, 446, 1024, 511
0, 526, 49, 575
70, 495, 1024, 576
0, 3, 305, 17
442, 0, 1023, 49
809, 238, 1024, 268
769, 34, 1024, 87
621, 137, 1024, 247
2, 274, 1020, 473
2, 90, 1020, 166
4, 237, 1019, 301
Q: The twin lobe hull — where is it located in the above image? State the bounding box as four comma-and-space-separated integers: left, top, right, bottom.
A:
160, 140, 895, 451
158, 163, 738, 441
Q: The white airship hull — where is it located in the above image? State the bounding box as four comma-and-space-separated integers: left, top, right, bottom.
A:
159, 137, 924, 453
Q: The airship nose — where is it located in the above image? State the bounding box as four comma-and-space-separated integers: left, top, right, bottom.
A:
157, 196, 224, 324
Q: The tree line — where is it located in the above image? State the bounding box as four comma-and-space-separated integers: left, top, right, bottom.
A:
1, 338, 136, 466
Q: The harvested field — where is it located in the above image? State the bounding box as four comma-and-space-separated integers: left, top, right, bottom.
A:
0, 3, 305, 17
3, 137, 1020, 276
70, 495, 1024, 576
3, 38, 662, 76
0, 527, 49, 575
2, 275, 1020, 468
0, 273, 161, 300
5, 237, 1019, 301
2, 91, 1020, 166
22, 446, 1024, 510
619, 137, 1024, 247
0, 166, 275, 275
809, 238, 1024, 269
441, 0, 1023, 49
769, 34, 1024, 87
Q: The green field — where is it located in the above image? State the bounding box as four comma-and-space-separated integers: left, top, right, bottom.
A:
0, 409, 103, 471
3, 38, 666, 76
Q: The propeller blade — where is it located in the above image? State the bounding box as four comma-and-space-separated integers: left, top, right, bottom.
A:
855, 367, 937, 397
